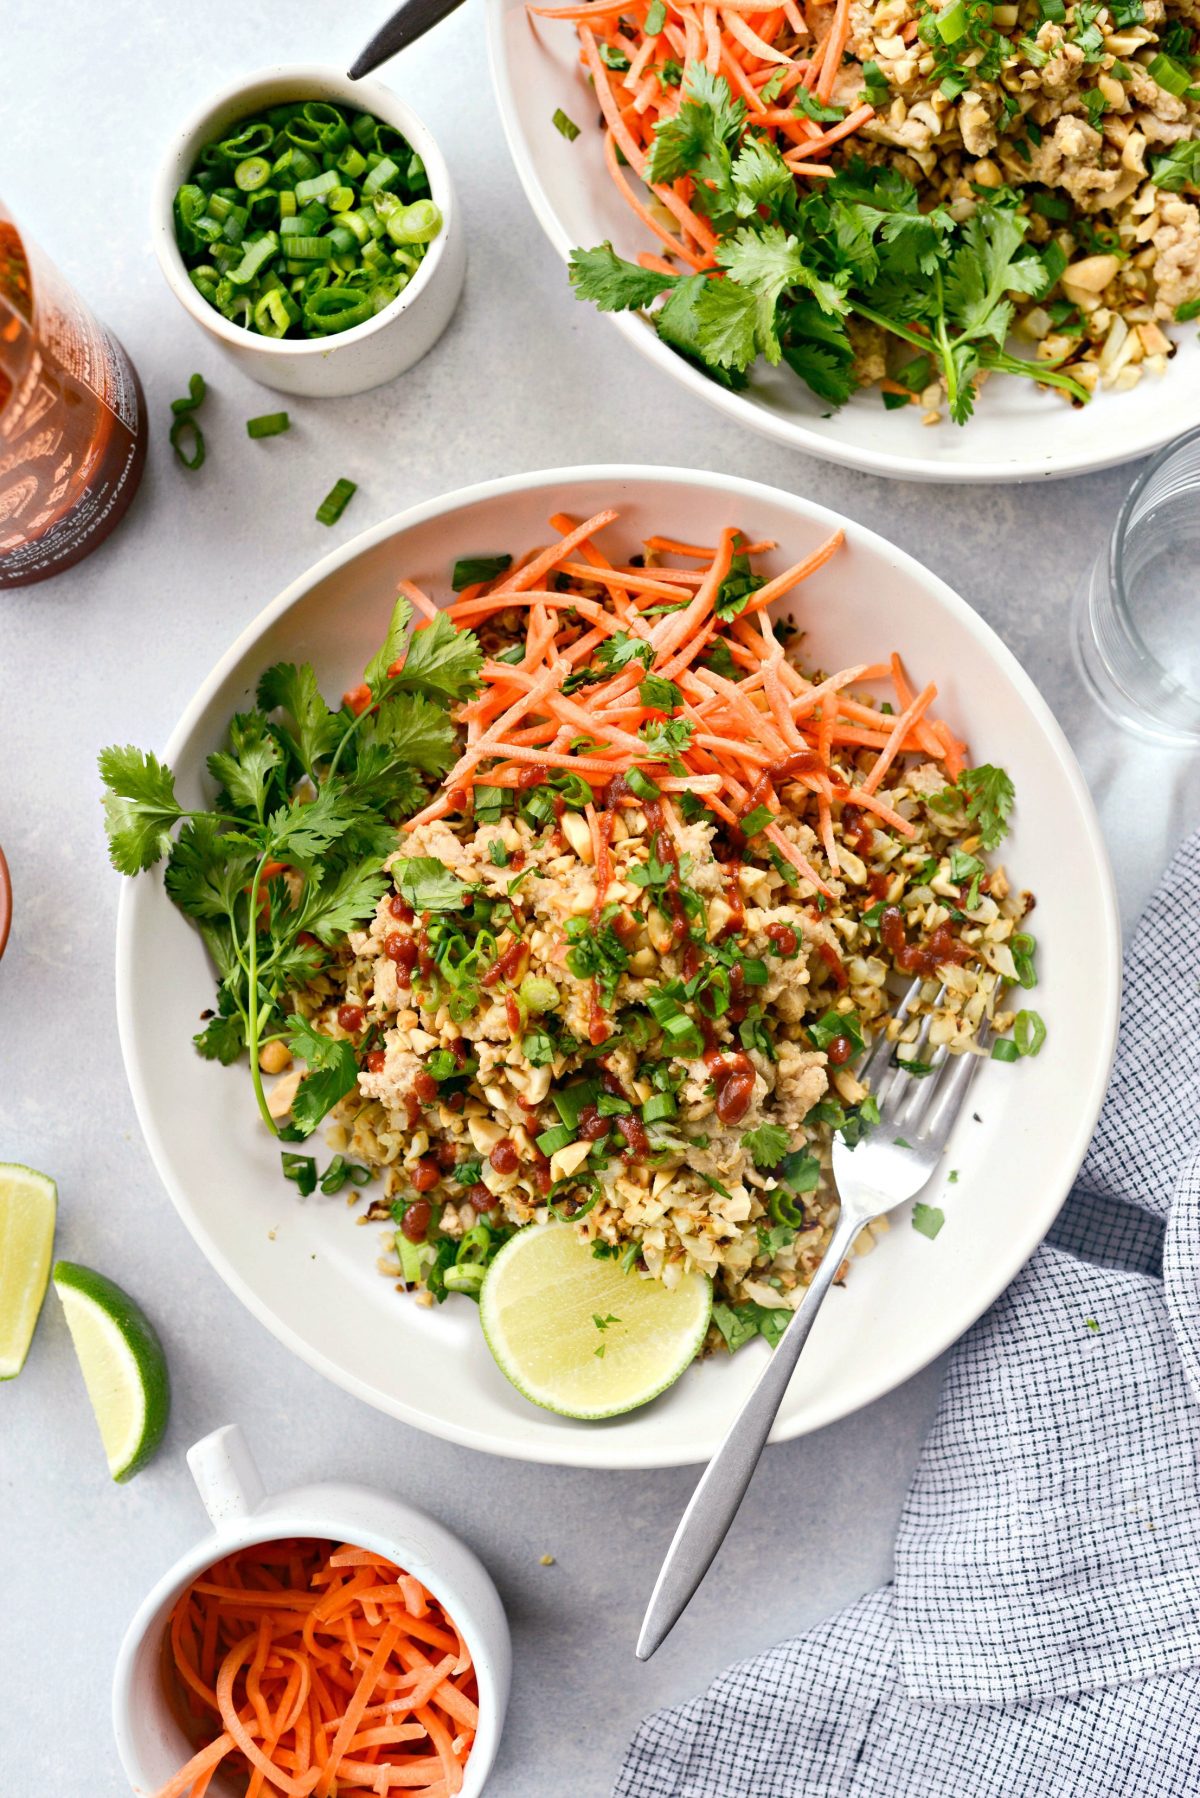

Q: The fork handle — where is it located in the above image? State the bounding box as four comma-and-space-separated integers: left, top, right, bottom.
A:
636, 1204, 865, 1660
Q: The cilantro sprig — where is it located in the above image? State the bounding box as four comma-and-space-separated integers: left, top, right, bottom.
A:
568, 69, 1091, 423
100, 595, 482, 1140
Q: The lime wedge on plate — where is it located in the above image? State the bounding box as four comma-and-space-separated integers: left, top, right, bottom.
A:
52, 1261, 170, 1481
0, 1163, 57, 1378
480, 1223, 711, 1419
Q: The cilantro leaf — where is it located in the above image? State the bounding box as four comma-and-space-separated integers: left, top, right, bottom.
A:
715, 226, 845, 363
391, 610, 483, 705
638, 716, 694, 762
639, 673, 683, 710
646, 63, 745, 218
712, 1298, 791, 1352
285, 1015, 361, 1136
98, 745, 185, 874
741, 1121, 791, 1167
731, 135, 795, 220
165, 815, 256, 922
256, 662, 343, 775
269, 780, 369, 866
568, 242, 678, 311
396, 856, 469, 912
943, 207, 1044, 347
358, 691, 457, 778
1150, 140, 1200, 192
912, 1202, 945, 1240
206, 712, 282, 821
596, 631, 654, 673
658, 274, 760, 372
193, 1000, 246, 1065
363, 594, 414, 701
299, 860, 391, 944
932, 763, 1015, 850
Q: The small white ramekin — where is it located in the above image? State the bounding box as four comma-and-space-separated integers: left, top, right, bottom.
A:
112, 1425, 510, 1795
151, 66, 466, 397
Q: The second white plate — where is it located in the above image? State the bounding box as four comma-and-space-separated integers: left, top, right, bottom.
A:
485, 0, 1200, 483
116, 466, 1120, 1466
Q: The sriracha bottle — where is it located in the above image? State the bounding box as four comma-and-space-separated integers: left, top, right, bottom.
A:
0, 201, 147, 588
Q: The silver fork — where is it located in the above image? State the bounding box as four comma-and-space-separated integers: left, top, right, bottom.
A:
636, 977, 988, 1661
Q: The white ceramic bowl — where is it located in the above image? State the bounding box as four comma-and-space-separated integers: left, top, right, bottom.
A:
115, 466, 1121, 1468
484, 0, 1200, 483
151, 65, 466, 398
113, 1425, 510, 1796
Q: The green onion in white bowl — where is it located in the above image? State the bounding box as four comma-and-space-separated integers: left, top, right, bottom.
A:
152, 66, 465, 399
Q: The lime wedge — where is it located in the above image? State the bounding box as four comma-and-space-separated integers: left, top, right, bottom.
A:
52, 1261, 170, 1481
479, 1223, 711, 1420
0, 1163, 57, 1379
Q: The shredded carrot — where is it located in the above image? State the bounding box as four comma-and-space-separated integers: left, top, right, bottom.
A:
530, 0, 874, 272
381, 508, 967, 979
156, 1541, 477, 1798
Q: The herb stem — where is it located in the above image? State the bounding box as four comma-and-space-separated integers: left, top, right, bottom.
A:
246, 848, 280, 1139
932, 269, 960, 414
844, 301, 934, 355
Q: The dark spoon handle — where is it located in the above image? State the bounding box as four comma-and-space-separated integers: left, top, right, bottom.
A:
348, 0, 470, 77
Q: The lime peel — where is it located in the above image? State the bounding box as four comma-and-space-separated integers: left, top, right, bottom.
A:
479, 1223, 711, 1420
0, 1163, 57, 1379
52, 1260, 170, 1482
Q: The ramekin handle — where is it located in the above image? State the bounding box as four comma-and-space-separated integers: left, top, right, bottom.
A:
187, 1424, 267, 1529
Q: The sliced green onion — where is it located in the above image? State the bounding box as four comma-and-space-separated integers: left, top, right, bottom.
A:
303, 286, 374, 332
173, 101, 438, 341
519, 975, 558, 1014
642, 1092, 677, 1124
452, 554, 513, 590
537, 1124, 576, 1157
552, 1079, 600, 1131
295, 168, 340, 204
281, 1151, 317, 1195
316, 477, 357, 526
362, 155, 399, 196
1177, 297, 1200, 323
228, 231, 279, 285
1014, 1009, 1046, 1057
991, 1037, 1019, 1063
168, 374, 207, 471
553, 108, 581, 141
234, 156, 272, 192
1148, 52, 1191, 96
443, 1262, 486, 1298
625, 767, 661, 801
935, 0, 969, 40
246, 411, 291, 439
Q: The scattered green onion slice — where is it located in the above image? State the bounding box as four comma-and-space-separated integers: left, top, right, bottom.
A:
553, 108, 581, 141
246, 411, 290, 439
168, 373, 207, 471
316, 477, 357, 526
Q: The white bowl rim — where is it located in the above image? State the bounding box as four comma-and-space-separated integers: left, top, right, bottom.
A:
115, 462, 1122, 1466
112, 1484, 506, 1798
150, 62, 456, 360
482, 2, 1195, 485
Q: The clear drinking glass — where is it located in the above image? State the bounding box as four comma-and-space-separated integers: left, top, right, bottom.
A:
1073, 426, 1200, 747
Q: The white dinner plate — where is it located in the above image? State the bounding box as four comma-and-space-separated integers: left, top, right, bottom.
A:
485, 0, 1200, 483
116, 466, 1121, 1466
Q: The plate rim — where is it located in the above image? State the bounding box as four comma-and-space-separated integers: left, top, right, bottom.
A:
483, 0, 1194, 486
115, 462, 1122, 1466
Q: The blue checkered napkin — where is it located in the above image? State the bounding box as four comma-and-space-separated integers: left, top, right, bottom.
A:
893, 1243, 1200, 1706
617, 1587, 1200, 1798
615, 830, 1200, 1798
